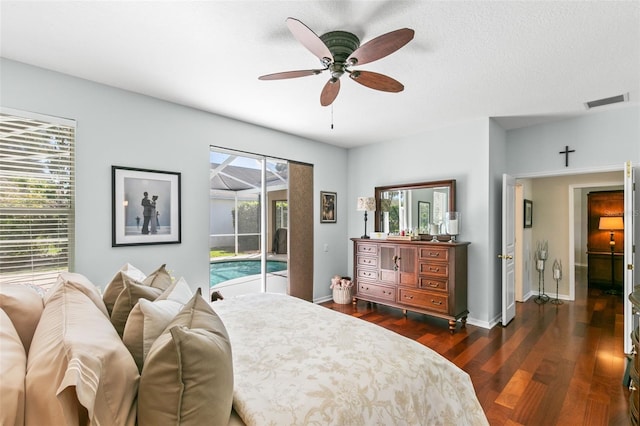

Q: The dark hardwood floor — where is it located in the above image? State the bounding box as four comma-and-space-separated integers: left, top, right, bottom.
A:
320, 267, 631, 425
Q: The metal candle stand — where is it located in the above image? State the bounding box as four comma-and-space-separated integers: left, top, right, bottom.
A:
534, 242, 550, 304
551, 259, 563, 305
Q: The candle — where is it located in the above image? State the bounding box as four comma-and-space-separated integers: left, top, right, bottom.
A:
448, 219, 459, 235
553, 269, 561, 279
537, 260, 544, 270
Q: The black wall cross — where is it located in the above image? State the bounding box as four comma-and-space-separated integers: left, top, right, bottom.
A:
559, 145, 575, 167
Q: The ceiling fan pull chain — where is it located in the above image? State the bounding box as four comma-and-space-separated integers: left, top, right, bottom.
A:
331, 104, 334, 130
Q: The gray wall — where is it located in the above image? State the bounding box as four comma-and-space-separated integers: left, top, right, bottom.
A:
2, 58, 638, 324
0, 58, 349, 301
346, 106, 639, 327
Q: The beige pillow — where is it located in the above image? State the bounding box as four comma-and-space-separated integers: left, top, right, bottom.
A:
103, 263, 146, 315
0, 282, 44, 353
0, 308, 26, 426
45, 272, 109, 317
25, 279, 138, 426
142, 263, 172, 291
122, 298, 183, 373
111, 277, 163, 338
138, 290, 234, 425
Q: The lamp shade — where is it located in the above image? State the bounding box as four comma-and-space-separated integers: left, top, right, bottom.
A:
357, 197, 376, 211
598, 216, 624, 230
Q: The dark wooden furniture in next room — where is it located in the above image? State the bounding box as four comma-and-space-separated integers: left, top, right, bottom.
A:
587, 190, 624, 292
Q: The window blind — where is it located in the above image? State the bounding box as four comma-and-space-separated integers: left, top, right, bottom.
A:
0, 109, 75, 288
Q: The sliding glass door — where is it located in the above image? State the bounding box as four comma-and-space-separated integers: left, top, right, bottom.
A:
209, 148, 289, 297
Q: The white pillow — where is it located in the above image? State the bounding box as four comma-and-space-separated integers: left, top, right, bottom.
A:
155, 276, 193, 304
123, 298, 183, 372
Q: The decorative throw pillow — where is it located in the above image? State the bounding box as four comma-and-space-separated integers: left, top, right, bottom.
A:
0, 282, 44, 353
25, 278, 138, 426
137, 290, 234, 426
142, 263, 172, 291
0, 308, 26, 426
102, 263, 147, 315
154, 276, 192, 304
122, 298, 184, 373
111, 277, 163, 338
45, 272, 109, 317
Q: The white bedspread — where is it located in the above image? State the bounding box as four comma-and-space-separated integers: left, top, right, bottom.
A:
212, 293, 488, 426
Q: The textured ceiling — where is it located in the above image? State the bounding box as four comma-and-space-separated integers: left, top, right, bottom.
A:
1, 1, 639, 149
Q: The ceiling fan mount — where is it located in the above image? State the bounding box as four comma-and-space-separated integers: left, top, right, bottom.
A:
319, 31, 360, 64
259, 18, 414, 106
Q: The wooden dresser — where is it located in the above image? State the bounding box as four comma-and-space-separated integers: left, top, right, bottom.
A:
630, 288, 639, 425
351, 238, 469, 333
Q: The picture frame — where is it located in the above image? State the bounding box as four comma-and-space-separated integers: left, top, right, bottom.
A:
320, 191, 337, 223
524, 199, 533, 228
418, 201, 431, 230
112, 166, 181, 246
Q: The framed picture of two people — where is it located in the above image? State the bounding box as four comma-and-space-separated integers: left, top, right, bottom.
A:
112, 166, 181, 247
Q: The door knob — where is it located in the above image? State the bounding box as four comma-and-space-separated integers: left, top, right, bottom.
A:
497, 254, 513, 260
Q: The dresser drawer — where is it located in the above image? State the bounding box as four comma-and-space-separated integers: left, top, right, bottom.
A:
357, 255, 378, 269
357, 268, 378, 281
418, 277, 449, 292
356, 243, 378, 256
418, 247, 449, 262
419, 262, 449, 278
398, 288, 449, 314
358, 282, 395, 302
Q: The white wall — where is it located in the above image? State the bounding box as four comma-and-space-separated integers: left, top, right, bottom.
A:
0, 59, 349, 301
506, 107, 639, 302
3, 58, 638, 324
347, 118, 495, 326
506, 107, 640, 176
346, 106, 639, 327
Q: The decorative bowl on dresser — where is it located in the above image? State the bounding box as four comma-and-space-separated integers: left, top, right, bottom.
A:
352, 238, 469, 333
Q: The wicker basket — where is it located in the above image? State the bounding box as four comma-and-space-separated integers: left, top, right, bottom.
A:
332, 287, 353, 304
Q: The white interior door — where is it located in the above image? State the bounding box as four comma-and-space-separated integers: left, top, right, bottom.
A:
624, 161, 637, 354
501, 174, 517, 326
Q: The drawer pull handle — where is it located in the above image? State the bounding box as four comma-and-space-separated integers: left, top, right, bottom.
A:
431, 299, 443, 306
429, 267, 440, 272
404, 295, 414, 300
429, 252, 440, 257
428, 283, 439, 288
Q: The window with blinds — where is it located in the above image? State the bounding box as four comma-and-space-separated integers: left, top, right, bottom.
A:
0, 109, 76, 289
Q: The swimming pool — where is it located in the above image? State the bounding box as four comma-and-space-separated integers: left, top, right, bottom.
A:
210, 259, 287, 287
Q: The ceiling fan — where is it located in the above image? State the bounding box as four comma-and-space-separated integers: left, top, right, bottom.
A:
259, 18, 415, 106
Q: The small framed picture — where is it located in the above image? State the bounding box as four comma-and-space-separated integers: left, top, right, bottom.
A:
524, 199, 533, 228
112, 166, 181, 246
320, 191, 337, 223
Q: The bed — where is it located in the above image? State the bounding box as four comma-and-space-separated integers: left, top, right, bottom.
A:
212, 292, 489, 425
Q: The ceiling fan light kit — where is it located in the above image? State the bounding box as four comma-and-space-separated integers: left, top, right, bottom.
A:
259, 18, 414, 106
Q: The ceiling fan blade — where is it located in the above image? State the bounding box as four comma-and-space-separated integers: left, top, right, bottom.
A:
258, 69, 325, 80
349, 71, 404, 92
346, 28, 414, 66
320, 78, 341, 106
286, 17, 333, 62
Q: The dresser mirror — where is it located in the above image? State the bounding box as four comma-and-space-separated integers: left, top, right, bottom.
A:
374, 179, 456, 235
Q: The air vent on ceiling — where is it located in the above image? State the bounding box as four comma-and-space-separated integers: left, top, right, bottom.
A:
584, 93, 629, 109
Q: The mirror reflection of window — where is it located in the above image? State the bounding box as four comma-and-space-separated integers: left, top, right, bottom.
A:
377, 182, 453, 235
